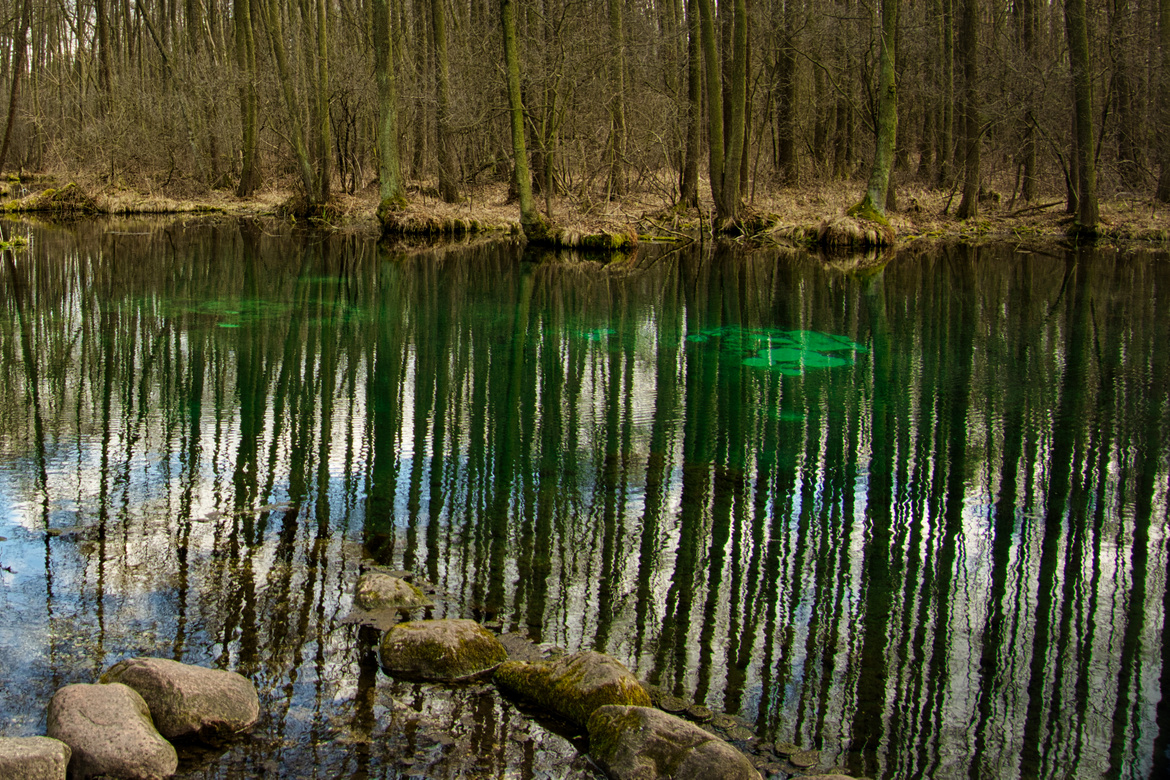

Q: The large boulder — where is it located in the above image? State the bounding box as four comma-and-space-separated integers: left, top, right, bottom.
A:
0, 736, 71, 780
100, 657, 260, 743
494, 650, 651, 728
587, 705, 762, 780
46, 682, 178, 780
380, 618, 508, 681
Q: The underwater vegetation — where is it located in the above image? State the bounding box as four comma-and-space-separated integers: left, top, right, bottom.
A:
686, 325, 867, 376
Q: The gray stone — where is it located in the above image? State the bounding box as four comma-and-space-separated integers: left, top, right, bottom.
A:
0, 736, 71, 780
380, 618, 508, 681
100, 657, 260, 743
494, 650, 651, 728
587, 705, 762, 780
46, 682, 178, 780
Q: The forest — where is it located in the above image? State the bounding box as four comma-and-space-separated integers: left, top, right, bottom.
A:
0, 0, 1166, 234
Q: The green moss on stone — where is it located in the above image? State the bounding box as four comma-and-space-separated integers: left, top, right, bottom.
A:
380, 619, 507, 681
494, 651, 651, 727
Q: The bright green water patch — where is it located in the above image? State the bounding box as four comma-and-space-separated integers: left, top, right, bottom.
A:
685, 325, 866, 376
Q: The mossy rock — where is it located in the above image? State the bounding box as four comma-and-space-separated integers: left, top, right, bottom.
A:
587, 705, 762, 780
494, 650, 651, 728
7, 182, 101, 214
380, 619, 507, 682
356, 572, 432, 611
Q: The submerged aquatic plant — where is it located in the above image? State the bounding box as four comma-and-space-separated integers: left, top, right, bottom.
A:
684, 324, 867, 376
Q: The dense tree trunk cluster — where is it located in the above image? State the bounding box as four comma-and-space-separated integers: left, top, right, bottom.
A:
2, 0, 1166, 227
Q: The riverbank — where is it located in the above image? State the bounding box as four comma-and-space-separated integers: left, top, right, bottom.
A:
4, 173, 1170, 247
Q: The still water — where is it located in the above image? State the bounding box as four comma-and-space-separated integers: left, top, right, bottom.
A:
0, 219, 1167, 779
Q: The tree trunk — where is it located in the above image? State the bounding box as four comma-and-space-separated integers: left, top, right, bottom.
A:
698, 0, 726, 210
432, 0, 458, 202
679, 0, 702, 207
263, 0, 317, 204
1158, 0, 1170, 201
234, 0, 260, 196
372, 0, 406, 214
607, 0, 627, 196
956, 0, 979, 219
501, 0, 548, 238
775, 0, 799, 184
936, 0, 953, 186
0, 0, 31, 174
315, 0, 331, 204
848, 0, 898, 222
1064, 0, 1099, 231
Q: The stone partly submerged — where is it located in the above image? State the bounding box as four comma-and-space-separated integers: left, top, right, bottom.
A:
380, 618, 508, 681
587, 705, 762, 780
100, 657, 260, 744
494, 650, 651, 728
46, 682, 178, 780
0, 736, 71, 780
344, 570, 435, 630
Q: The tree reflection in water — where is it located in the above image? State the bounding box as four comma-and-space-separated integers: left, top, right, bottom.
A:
0, 220, 1166, 779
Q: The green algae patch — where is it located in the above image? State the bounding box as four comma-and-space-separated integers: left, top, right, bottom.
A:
494, 650, 651, 728
683, 324, 866, 377
380, 619, 507, 682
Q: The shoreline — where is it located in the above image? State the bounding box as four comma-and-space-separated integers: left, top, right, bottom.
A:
4, 176, 1170, 249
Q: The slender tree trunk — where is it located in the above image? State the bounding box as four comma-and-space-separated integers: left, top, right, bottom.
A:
698, 0, 725, 210
263, 0, 317, 204
235, 0, 260, 196
1064, 0, 1099, 231
372, 0, 406, 215
936, 0, 953, 186
1018, 0, 1037, 200
0, 0, 31, 173
679, 0, 702, 207
956, 0, 979, 218
315, 0, 331, 203
432, 0, 458, 202
607, 0, 627, 196
849, 0, 898, 222
1158, 0, 1170, 201
775, 0, 799, 184
501, 0, 548, 238
97, 0, 112, 107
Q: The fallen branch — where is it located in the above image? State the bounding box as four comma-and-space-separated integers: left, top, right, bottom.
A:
1007, 200, 1063, 217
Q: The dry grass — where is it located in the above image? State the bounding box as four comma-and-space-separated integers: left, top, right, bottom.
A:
8, 169, 1170, 246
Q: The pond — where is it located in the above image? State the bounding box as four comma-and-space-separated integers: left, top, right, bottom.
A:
0, 218, 1167, 779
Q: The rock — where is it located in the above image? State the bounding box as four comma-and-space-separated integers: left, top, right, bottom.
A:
0, 736, 71, 780
46, 682, 178, 780
380, 618, 508, 681
772, 741, 800, 756
356, 572, 433, 610
789, 749, 820, 768
494, 650, 651, 728
685, 704, 713, 722
100, 657, 260, 743
343, 572, 434, 630
587, 705, 762, 780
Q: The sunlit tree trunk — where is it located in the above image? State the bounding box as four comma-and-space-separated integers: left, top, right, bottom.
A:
263, 0, 317, 206
501, 0, 549, 239
849, 0, 898, 222
372, 0, 406, 215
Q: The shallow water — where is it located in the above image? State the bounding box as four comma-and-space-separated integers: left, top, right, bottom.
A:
0, 219, 1168, 779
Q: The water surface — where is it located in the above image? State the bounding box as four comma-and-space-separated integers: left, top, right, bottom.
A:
0, 219, 1167, 779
